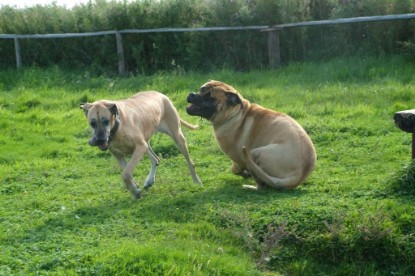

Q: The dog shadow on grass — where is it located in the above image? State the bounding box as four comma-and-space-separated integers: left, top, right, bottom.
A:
17, 178, 309, 248
112, 177, 309, 223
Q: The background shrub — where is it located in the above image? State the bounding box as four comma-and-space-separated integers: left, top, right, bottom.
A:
0, 0, 414, 73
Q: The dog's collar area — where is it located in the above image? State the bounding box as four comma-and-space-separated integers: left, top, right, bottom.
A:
109, 116, 120, 143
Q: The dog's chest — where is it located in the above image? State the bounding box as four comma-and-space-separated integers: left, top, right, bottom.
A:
214, 126, 250, 163
109, 137, 136, 155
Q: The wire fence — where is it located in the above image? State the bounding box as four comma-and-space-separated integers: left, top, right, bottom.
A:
1, 13, 415, 75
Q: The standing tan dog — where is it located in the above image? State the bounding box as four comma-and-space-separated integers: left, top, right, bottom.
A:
186, 80, 316, 190
81, 91, 202, 199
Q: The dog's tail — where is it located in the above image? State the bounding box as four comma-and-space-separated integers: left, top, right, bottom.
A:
242, 146, 303, 190
180, 119, 199, 130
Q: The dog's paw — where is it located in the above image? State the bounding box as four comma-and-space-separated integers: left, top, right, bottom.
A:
132, 188, 142, 200
144, 182, 154, 190
240, 170, 251, 178
144, 178, 155, 189
193, 176, 203, 185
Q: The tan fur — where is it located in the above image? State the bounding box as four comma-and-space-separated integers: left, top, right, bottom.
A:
81, 91, 202, 199
195, 80, 316, 190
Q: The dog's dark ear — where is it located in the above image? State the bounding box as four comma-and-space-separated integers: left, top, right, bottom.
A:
108, 103, 118, 116
226, 92, 244, 108
80, 103, 92, 116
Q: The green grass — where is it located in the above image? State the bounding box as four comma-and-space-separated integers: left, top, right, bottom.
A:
1, 56, 415, 275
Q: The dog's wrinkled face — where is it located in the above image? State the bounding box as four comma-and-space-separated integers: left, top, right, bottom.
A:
80, 102, 118, 151
186, 80, 243, 121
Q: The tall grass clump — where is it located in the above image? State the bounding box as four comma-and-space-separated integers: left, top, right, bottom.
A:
390, 160, 415, 195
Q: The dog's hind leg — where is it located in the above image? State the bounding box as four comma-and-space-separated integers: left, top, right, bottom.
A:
144, 145, 160, 189
171, 130, 202, 185
242, 146, 301, 190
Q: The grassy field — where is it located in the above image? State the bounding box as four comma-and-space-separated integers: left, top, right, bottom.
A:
1, 56, 415, 275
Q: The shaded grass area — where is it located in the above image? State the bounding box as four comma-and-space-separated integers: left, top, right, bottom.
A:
1, 56, 415, 274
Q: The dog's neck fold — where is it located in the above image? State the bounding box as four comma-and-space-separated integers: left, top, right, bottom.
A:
212, 100, 249, 127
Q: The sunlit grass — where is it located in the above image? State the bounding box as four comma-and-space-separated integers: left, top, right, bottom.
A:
1, 56, 415, 274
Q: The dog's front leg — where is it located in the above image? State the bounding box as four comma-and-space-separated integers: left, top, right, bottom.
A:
113, 153, 128, 170
123, 144, 147, 199
231, 162, 251, 178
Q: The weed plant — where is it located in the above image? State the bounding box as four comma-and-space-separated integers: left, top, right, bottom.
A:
1, 56, 415, 274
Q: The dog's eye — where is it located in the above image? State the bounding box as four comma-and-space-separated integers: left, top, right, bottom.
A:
90, 121, 97, 128
101, 119, 109, 126
202, 92, 212, 100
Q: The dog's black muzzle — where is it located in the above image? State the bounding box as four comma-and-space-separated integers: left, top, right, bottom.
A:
186, 92, 201, 116
187, 92, 203, 104
186, 92, 216, 120
88, 132, 109, 151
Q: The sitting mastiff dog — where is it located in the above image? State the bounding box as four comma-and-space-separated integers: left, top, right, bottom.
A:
186, 80, 316, 190
81, 91, 202, 199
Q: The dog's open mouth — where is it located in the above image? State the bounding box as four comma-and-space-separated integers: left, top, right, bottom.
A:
186, 104, 199, 115
186, 103, 215, 120
89, 137, 109, 151
98, 142, 109, 151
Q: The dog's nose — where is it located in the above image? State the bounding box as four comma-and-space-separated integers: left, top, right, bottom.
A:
95, 137, 107, 145
187, 92, 199, 103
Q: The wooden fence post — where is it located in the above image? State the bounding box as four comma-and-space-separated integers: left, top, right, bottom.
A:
394, 109, 415, 159
14, 37, 22, 69
115, 31, 126, 77
267, 27, 282, 69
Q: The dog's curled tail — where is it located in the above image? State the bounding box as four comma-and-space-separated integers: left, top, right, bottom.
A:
242, 146, 302, 190
180, 119, 199, 130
